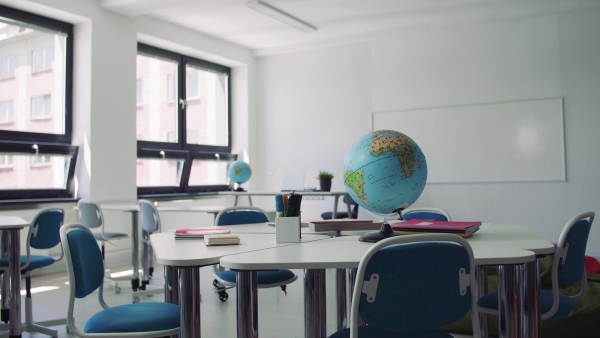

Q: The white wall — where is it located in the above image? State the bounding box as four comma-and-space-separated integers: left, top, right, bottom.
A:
255, 9, 600, 254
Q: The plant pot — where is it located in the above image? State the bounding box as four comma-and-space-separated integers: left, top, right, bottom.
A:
319, 179, 332, 192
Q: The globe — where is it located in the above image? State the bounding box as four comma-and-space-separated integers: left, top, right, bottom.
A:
228, 161, 252, 185
343, 130, 427, 216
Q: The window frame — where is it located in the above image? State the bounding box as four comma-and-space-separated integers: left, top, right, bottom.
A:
136, 44, 234, 197
0, 5, 77, 203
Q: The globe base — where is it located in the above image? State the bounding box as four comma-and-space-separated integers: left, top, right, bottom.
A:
358, 223, 403, 243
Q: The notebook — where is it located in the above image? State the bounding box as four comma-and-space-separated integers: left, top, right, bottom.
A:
174, 227, 230, 239
391, 220, 481, 234
204, 234, 240, 246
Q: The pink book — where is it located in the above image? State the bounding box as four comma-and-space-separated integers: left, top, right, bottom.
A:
175, 227, 230, 238
391, 220, 481, 233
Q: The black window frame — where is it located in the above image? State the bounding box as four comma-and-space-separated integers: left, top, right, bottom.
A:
136, 44, 234, 197
0, 5, 77, 203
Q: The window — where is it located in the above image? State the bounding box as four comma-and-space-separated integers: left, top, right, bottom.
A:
0, 55, 15, 79
0, 100, 14, 123
0, 5, 77, 201
32, 47, 54, 73
136, 79, 143, 106
136, 44, 233, 196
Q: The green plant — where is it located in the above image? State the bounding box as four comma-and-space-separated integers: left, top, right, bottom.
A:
317, 170, 334, 180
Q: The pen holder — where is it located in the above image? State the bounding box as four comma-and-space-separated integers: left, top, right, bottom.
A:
275, 216, 301, 243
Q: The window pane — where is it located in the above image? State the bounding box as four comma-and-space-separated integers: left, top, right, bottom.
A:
136, 158, 184, 187
0, 153, 71, 190
188, 159, 229, 186
185, 65, 229, 147
0, 100, 14, 123
136, 54, 178, 143
0, 20, 66, 135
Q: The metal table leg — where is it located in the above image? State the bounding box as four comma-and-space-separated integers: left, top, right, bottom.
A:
1, 232, 9, 324
497, 264, 526, 338
236, 270, 258, 338
179, 267, 201, 337
524, 259, 541, 338
476, 265, 489, 338
8, 228, 22, 337
336, 268, 347, 331
130, 211, 140, 291
304, 269, 326, 338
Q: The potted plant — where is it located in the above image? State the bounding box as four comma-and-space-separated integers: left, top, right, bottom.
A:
317, 171, 334, 191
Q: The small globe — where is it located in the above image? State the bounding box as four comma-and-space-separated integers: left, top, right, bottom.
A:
343, 130, 427, 215
228, 161, 252, 184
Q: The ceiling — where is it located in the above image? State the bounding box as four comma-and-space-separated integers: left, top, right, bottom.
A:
100, 0, 600, 56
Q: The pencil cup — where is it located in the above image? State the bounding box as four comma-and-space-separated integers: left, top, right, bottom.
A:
275, 216, 300, 243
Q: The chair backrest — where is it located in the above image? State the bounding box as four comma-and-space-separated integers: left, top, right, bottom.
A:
402, 207, 451, 221
60, 223, 106, 299
139, 200, 160, 233
215, 206, 269, 226
29, 208, 64, 250
349, 233, 479, 337
77, 200, 104, 229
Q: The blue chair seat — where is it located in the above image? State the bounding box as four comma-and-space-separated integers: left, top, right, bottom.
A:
85, 302, 180, 333
329, 326, 454, 338
218, 269, 296, 287
477, 289, 576, 319
0, 255, 56, 271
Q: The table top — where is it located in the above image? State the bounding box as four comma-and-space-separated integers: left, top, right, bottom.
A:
225, 222, 336, 236
77, 204, 227, 213
150, 232, 330, 267
218, 191, 349, 197
220, 224, 549, 270
0, 215, 29, 229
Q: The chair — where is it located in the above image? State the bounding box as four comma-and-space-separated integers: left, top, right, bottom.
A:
133, 200, 165, 302
401, 207, 451, 221
59, 223, 180, 337
77, 200, 128, 293
477, 212, 595, 332
0, 208, 67, 337
212, 206, 298, 301
321, 196, 359, 220
328, 233, 481, 338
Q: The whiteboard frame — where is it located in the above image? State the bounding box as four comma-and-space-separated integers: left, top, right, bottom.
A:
371, 97, 566, 184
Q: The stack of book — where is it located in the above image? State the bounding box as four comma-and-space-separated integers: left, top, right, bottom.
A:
390, 220, 481, 238
174, 227, 230, 239
204, 234, 241, 246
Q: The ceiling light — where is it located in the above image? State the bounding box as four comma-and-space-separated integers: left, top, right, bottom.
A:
246, 1, 317, 33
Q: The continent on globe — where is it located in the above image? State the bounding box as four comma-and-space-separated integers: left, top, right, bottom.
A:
343, 130, 427, 215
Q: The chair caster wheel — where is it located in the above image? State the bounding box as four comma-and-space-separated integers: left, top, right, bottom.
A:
133, 296, 140, 303
213, 279, 219, 288
218, 291, 228, 302
66, 325, 72, 334
114, 286, 121, 294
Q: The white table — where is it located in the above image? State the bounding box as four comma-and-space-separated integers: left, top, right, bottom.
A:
0, 215, 29, 337
91, 203, 227, 291
150, 232, 330, 338
218, 191, 353, 219
220, 224, 554, 338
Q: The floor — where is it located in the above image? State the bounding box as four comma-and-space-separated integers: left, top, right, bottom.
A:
6, 264, 476, 338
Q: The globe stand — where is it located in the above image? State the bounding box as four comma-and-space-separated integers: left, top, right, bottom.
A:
358, 208, 404, 243
231, 182, 246, 192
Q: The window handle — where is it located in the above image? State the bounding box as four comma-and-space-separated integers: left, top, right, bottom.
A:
179, 98, 186, 110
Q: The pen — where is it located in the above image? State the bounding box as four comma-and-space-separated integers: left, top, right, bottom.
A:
282, 194, 289, 216
275, 194, 284, 217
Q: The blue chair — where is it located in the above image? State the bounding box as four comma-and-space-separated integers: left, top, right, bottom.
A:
59, 223, 180, 337
402, 207, 451, 221
477, 212, 595, 332
329, 233, 480, 338
132, 200, 165, 302
0, 208, 67, 337
77, 200, 128, 293
321, 196, 359, 220
212, 206, 298, 301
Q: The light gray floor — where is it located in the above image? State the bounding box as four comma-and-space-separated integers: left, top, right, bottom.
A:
8, 264, 475, 338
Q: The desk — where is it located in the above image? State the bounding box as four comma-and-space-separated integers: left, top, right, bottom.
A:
218, 191, 352, 219
150, 232, 329, 338
0, 215, 29, 338
220, 224, 554, 338
92, 203, 227, 291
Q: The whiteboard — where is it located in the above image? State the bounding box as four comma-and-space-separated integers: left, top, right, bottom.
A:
372, 98, 565, 183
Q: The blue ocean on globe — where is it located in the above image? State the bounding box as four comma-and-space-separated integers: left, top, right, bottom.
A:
228, 161, 252, 184
343, 130, 427, 215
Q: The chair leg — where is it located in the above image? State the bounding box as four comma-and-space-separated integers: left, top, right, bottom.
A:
100, 242, 121, 293
21, 275, 66, 338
